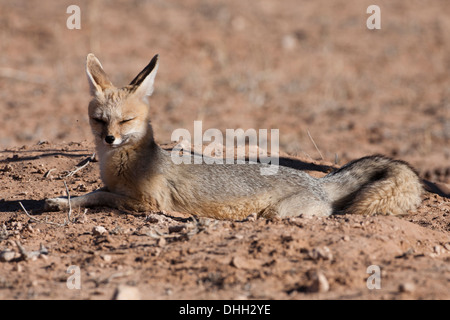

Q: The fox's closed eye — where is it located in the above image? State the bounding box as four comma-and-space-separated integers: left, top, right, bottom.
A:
120, 118, 135, 124
92, 117, 106, 124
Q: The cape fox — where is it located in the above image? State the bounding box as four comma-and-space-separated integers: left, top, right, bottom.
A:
44, 54, 423, 219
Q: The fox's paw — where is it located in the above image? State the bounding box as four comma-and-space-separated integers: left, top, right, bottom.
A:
44, 197, 69, 212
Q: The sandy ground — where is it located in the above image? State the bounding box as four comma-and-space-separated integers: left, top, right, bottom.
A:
0, 0, 449, 300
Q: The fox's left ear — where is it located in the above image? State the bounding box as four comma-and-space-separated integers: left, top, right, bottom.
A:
86, 53, 114, 96
129, 54, 159, 100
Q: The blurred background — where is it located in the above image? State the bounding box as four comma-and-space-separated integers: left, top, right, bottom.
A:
0, 0, 449, 178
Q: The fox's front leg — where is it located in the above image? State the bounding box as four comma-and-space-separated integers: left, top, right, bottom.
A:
44, 188, 146, 212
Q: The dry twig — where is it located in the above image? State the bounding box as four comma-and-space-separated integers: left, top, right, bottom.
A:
65, 153, 96, 177
307, 130, 324, 160
19, 181, 75, 227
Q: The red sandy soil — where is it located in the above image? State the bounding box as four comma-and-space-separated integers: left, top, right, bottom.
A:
0, 0, 449, 300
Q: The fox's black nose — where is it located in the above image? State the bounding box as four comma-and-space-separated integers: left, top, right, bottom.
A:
105, 135, 115, 144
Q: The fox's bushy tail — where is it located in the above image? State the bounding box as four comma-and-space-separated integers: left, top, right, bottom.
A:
322, 155, 423, 215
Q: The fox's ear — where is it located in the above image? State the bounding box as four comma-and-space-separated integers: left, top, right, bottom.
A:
129, 54, 159, 100
86, 53, 114, 96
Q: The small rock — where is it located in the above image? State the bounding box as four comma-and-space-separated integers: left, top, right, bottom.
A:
288, 217, 304, 228
112, 285, 141, 300
39, 243, 48, 255
76, 184, 87, 192
231, 256, 263, 270
308, 270, 329, 293
398, 282, 415, 293
14, 263, 23, 272
12, 221, 23, 231
281, 235, 294, 243
343, 235, 350, 242
308, 246, 333, 261
0, 250, 16, 262
101, 254, 112, 262
169, 225, 186, 233
433, 245, 443, 255
282, 34, 297, 50
92, 226, 107, 236
157, 237, 166, 247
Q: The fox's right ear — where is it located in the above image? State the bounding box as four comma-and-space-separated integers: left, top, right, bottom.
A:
86, 53, 113, 96
129, 54, 159, 100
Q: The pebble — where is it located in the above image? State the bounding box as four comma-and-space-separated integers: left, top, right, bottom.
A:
231, 256, 262, 270
433, 245, 443, 255
113, 285, 141, 300
308, 246, 333, 261
281, 34, 297, 50
157, 237, 166, 247
308, 270, 329, 293
0, 250, 16, 262
398, 282, 415, 293
92, 226, 107, 236
101, 254, 112, 262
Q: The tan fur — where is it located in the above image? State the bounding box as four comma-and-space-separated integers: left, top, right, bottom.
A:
44, 54, 424, 219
